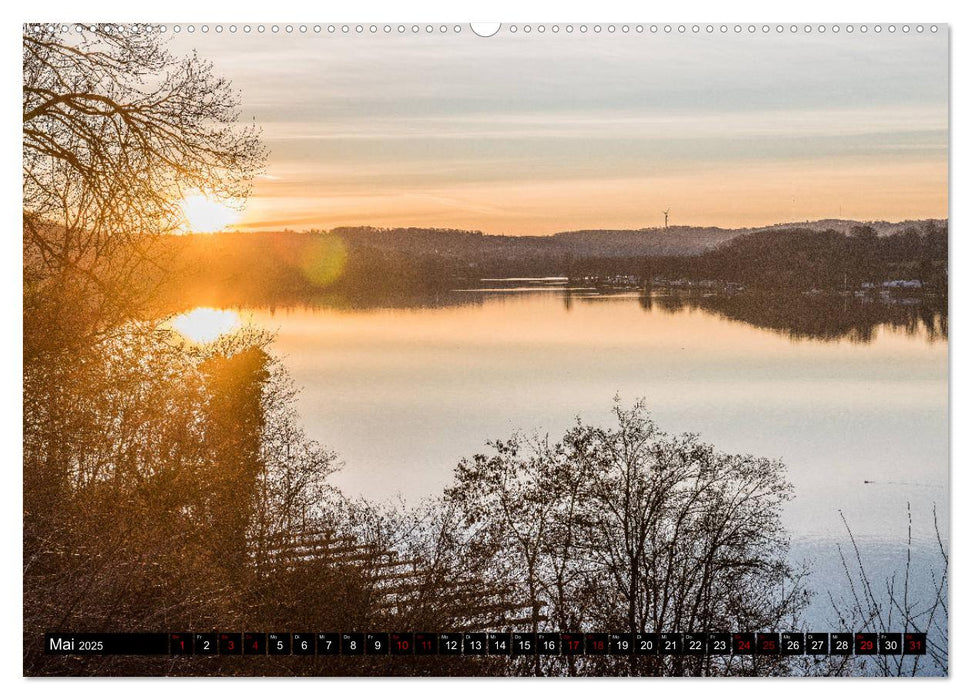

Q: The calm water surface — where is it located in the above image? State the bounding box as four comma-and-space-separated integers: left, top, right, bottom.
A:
181, 289, 949, 633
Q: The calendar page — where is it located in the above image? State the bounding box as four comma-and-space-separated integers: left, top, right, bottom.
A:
22, 21, 948, 677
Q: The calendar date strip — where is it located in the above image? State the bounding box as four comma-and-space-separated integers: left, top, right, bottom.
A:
45, 631, 926, 656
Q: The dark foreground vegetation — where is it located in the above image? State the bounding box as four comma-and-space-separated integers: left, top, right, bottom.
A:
23, 25, 947, 676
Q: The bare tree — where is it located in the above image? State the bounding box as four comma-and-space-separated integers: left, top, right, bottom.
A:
827, 505, 948, 676
444, 400, 806, 676
23, 26, 273, 674
23, 24, 265, 353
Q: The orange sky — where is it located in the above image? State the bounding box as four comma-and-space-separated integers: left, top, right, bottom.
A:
171, 29, 949, 234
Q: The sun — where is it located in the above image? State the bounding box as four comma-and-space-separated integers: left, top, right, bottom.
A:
178, 194, 242, 233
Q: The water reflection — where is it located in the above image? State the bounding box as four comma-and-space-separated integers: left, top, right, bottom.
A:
164, 291, 947, 550
170, 307, 242, 343
180, 289, 946, 638
166, 287, 947, 346
650, 291, 948, 344
558, 288, 946, 345
239, 290, 946, 531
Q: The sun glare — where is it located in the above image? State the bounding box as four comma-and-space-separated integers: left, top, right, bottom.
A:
170, 307, 241, 344
178, 194, 242, 233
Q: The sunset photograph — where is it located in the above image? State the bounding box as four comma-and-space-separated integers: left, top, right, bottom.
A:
22, 20, 948, 679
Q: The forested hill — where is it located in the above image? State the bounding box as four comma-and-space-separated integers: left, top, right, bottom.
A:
748, 219, 948, 236
328, 219, 946, 258
655, 223, 948, 292
332, 224, 746, 258
550, 227, 739, 256
153, 219, 947, 310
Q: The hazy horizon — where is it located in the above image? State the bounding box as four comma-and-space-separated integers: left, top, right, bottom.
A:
168, 28, 948, 235
177, 215, 948, 237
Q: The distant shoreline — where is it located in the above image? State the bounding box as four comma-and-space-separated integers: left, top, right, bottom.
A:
220, 217, 949, 240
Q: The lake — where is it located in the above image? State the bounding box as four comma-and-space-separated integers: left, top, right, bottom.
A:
175, 286, 948, 635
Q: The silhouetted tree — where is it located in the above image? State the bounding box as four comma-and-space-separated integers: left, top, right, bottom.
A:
444, 401, 806, 676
